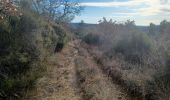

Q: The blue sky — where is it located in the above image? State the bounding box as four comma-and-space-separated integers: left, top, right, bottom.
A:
72, 0, 170, 25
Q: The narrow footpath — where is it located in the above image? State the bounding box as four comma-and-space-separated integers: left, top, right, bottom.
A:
25, 40, 129, 100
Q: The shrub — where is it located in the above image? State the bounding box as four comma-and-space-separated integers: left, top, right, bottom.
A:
112, 32, 153, 64
53, 25, 69, 52
83, 33, 100, 45
19, 13, 39, 33
0, 15, 39, 99
75, 32, 86, 39
0, 11, 58, 99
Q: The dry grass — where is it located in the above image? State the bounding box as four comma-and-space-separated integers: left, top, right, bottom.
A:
85, 44, 169, 100
75, 44, 129, 100
23, 41, 82, 100
77, 21, 170, 100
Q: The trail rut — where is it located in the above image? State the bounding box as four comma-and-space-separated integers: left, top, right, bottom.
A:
25, 40, 130, 100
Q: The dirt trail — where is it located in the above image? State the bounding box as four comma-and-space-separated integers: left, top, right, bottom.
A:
25, 41, 81, 100
74, 40, 129, 100
25, 40, 129, 100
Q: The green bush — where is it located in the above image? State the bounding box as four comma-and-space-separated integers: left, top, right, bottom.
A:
83, 33, 100, 45
19, 13, 39, 33
0, 12, 58, 99
53, 25, 68, 52
113, 32, 153, 64
0, 14, 40, 98
75, 32, 86, 39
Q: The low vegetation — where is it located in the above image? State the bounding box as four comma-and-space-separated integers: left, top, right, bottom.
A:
111, 31, 153, 64
0, 0, 81, 99
1, 0, 170, 100
83, 33, 100, 45
78, 18, 170, 100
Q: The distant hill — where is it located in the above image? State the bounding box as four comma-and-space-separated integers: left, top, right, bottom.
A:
70, 23, 160, 35
137, 25, 160, 34
69, 23, 97, 30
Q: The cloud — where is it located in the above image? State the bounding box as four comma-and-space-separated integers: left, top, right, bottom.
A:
80, 1, 145, 7
161, 8, 170, 12
160, 0, 169, 4
75, 0, 170, 25
80, 0, 170, 16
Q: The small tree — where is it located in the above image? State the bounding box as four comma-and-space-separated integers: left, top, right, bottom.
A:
31, 0, 83, 23
149, 23, 157, 35
124, 20, 136, 29
160, 20, 170, 33
80, 20, 85, 25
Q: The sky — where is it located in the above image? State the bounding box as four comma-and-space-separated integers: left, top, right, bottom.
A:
72, 0, 170, 25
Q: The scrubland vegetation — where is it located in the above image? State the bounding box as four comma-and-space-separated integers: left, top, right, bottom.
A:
75, 18, 170, 100
0, 0, 81, 99
1, 0, 170, 100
